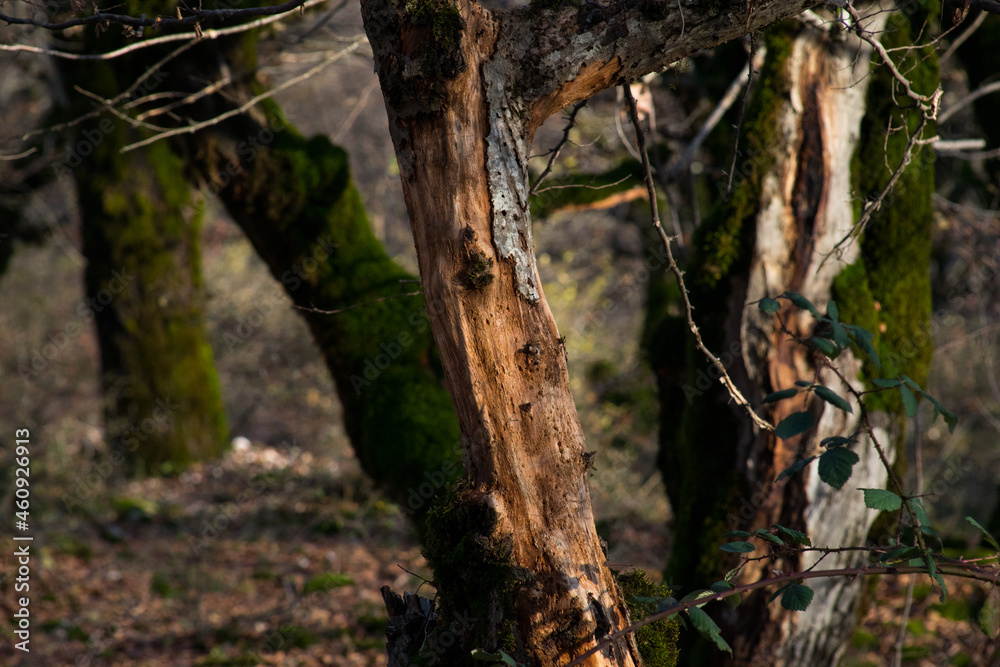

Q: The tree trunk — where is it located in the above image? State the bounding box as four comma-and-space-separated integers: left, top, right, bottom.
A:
360, 0, 818, 663
73, 117, 230, 474
649, 12, 936, 666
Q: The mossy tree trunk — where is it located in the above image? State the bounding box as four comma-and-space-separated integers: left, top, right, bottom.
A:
72, 114, 230, 475
647, 13, 936, 666
359, 0, 817, 664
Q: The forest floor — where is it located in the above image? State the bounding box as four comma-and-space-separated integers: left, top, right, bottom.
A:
0, 435, 996, 667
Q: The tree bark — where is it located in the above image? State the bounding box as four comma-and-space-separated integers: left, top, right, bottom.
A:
649, 11, 936, 666
360, 0, 822, 663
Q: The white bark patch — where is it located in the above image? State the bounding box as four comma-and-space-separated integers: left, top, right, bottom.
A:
484, 57, 539, 303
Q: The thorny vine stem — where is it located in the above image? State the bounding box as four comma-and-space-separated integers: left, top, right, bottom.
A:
622, 84, 774, 433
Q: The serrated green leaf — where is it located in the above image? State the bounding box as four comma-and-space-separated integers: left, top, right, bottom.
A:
820, 436, 855, 448
681, 589, 715, 604
722, 531, 752, 539
687, 607, 733, 655
781, 584, 814, 611
759, 297, 781, 313
846, 325, 880, 368
776, 456, 816, 482
768, 583, 791, 604
775, 411, 814, 440
826, 300, 839, 321
879, 545, 921, 563
815, 386, 852, 413
862, 488, 903, 511
719, 541, 756, 554
818, 447, 859, 489
773, 524, 811, 546
871, 378, 902, 388
753, 529, 785, 545
808, 336, 840, 359
966, 516, 1000, 552
763, 388, 799, 404
925, 392, 959, 433
979, 587, 1000, 639
786, 292, 820, 317
899, 384, 918, 417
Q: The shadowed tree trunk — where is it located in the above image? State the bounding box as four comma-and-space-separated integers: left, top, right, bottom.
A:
72, 114, 230, 475
647, 11, 937, 666
358, 0, 820, 663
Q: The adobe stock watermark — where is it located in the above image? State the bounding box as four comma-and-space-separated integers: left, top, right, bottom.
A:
18, 267, 136, 382
52, 69, 169, 176
187, 472, 273, 556
221, 234, 338, 351
682, 340, 744, 404
349, 309, 431, 395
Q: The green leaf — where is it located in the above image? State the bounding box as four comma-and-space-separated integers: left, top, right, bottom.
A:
687, 607, 733, 656
762, 388, 799, 404
862, 489, 903, 511
901, 375, 921, 391
899, 384, 918, 417
871, 378, 902, 388
781, 584, 814, 611
776, 456, 816, 482
826, 300, 839, 321
775, 411, 814, 440
830, 321, 850, 349
773, 524, 811, 546
759, 297, 782, 313
724, 567, 742, 582
719, 541, 756, 554
722, 531, 752, 539
808, 336, 840, 359
909, 498, 932, 528
753, 529, 785, 545
820, 436, 854, 448
785, 292, 820, 317
924, 392, 958, 433
878, 546, 921, 563
471, 649, 518, 666
814, 386, 852, 413
818, 447, 859, 489
656, 597, 679, 614
925, 551, 948, 603
979, 587, 1000, 639
966, 516, 1000, 552
846, 325, 880, 368
710, 581, 734, 593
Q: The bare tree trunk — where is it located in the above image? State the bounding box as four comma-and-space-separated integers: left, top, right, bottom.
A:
650, 12, 936, 666
360, 0, 816, 663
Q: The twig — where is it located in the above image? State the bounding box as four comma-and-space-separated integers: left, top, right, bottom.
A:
724, 36, 758, 200
0, 0, 313, 31
667, 44, 767, 180
529, 100, 588, 196
623, 83, 773, 433
119, 36, 367, 153
0, 0, 329, 60
939, 80, 1000, 124
940, 10, 988, 63
293, 291, 423, 316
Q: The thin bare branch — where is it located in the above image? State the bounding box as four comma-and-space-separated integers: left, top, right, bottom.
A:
623, 83, 774, 434
529, 100, 587, 197
0, 0, 329, 60
118, 35, 367, 153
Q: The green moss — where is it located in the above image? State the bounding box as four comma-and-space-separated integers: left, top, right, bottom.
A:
614, 569, 680, 667
419, 483, 519, 662
463, 249, 496, 289
403, 0, 465, 77
836, 15, 937, 413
